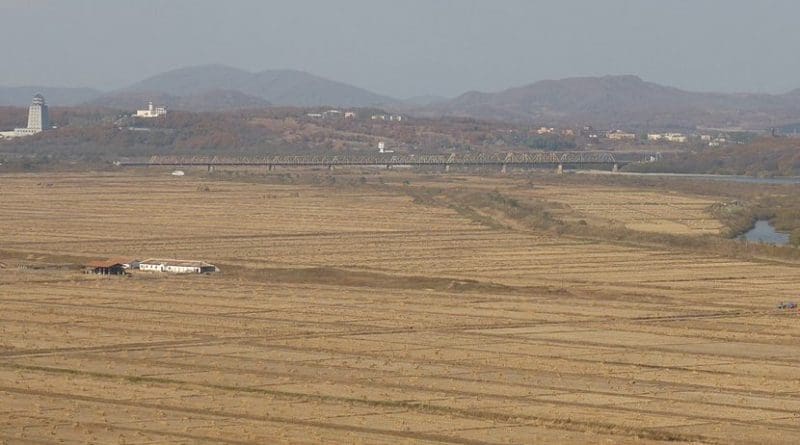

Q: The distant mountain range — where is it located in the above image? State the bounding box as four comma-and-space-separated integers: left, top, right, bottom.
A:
2, 67, 800, 129
401, 95, 451, 107
84, 89, 272, 112
424, 75, 800, 129
0, 65, 396, 111
100, 64, 396, 110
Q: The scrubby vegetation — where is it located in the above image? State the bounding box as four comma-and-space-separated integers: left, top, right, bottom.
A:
396, 174, 800, 258
0, 106, 591, 165
524, 134, 577, 151
628, 137, 800, 176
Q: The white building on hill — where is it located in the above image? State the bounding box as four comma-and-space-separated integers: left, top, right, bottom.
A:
136, 101, 167, 118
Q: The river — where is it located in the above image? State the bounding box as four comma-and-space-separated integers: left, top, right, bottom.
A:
739, 220, 791, 245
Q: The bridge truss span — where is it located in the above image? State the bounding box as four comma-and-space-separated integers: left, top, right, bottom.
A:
118, 151, 657, 170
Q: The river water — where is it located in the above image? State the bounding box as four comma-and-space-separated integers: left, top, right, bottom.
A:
739, 220, 790, 245
576, 171, 797, 245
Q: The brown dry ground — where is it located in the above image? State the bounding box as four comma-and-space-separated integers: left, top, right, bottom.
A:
1, 170, 800, 444
525, 185, 724, 235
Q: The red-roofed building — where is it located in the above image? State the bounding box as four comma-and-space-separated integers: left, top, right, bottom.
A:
85, 258, 132, 275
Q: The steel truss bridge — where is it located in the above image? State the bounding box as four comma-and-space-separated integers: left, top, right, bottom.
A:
117, 151, 659, 171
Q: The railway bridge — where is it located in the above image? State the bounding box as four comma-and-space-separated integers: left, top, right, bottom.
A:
116, 151, 659, 173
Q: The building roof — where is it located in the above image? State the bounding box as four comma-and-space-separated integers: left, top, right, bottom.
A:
85, 257, 135, 268
140, 258, 215, 268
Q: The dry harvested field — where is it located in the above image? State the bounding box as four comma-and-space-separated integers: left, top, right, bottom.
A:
390, 175, 724, 236
1, 171, 800, 444
523, 184, 724, 235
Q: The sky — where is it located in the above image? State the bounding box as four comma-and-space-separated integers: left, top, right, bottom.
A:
2, 0, 800, 98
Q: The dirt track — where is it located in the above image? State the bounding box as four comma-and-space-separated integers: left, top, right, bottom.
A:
1, 171, 799, 444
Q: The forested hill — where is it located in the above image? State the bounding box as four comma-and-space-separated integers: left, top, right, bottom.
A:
102, 64, 397, 108
629, 138, 800, 176
423, 75, 800, 130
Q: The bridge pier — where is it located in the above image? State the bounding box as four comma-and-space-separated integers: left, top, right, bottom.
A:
612, 163, 619, 173
556, 164, 563, 175
328, 164, 335, 171
268, 164, 273, 171
207, 165, 215, 173
501, 163, 507, 174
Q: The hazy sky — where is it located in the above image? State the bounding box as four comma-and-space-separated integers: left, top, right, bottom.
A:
2, 0, 800, 98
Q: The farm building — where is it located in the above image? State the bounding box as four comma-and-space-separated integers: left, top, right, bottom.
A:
85, 259, 128, 275
139, 259, 217, 274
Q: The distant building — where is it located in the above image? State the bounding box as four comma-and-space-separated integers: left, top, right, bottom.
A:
0, 94, 51, 139
344, 111, 357, 119
371, 114, 403, 122
377, 141, 395, 153
700, 134, 712, 142
607, 130, 636, 141
536, 127, 555, 135
580, 126, 603, 140
708, 136, 727, 147
648, 133, 687, 143
84, 258, 134, 276
663, 133, 687, 143
135, 101, 167, 118
306, 113, 323, 118
139, 258, 217, 274
26, 94, 49, 132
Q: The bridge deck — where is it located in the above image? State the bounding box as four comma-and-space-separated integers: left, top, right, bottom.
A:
118, 152, 657, 168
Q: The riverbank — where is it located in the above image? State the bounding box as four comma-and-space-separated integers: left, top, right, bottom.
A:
574, 169, 800, 185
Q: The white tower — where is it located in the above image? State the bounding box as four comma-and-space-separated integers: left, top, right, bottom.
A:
27, 94, 49, 131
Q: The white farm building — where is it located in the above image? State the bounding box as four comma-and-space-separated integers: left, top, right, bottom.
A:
138, 259, 217, 274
